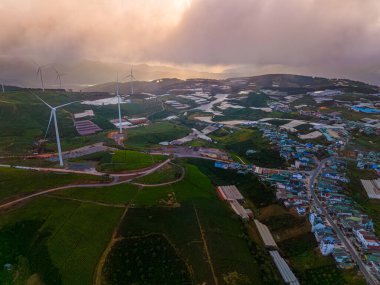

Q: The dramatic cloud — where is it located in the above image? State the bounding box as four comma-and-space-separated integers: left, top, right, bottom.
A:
0, 0, 191, 62
0, 0, 380, 84
155, 0, 380, 83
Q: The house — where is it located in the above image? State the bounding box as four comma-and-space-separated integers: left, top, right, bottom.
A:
314, 227, 335, 242
332, 248, 354, 269
296, 206, 306, 216
320, 236, 335, 255
354, 229, 380, 249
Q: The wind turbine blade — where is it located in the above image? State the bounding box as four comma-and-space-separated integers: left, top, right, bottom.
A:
36, 68, 40, 80
56, 101, 81, 109
45, 111, 53, 138
35, 95, 52, 108
31, 59, 39, 67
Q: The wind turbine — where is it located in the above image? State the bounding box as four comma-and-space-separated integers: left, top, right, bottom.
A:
36, 95, 79, 166
34, 62, 48, 92
1, 82, 4, 93
115, 73, 123, 134
54, 68, 65, 89
125, 65, 136, 95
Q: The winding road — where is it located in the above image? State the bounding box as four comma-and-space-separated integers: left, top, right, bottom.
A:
0, 159, 172, 210
309, 158, 379, 285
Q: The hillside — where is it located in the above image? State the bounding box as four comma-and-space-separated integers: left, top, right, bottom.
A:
84, 74, 380, 95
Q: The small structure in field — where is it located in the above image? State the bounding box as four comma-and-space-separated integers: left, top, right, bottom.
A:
75, 120, 102, 135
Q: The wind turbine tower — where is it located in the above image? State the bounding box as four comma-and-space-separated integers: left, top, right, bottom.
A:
37, 96, 78, 166
126, 65, 136, 95
1, 83, 4, 93
35, 64, 48, 92
116, 73, 123, 134
54, 68, 65, 90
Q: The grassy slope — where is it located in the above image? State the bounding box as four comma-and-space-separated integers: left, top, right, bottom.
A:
100, 149, 166, 172
0, 197, 123, 285
0, 168, 101, 202
210, 127, 286, 168
53, 183, 140, 204
125, 122, 190, 148
132, 163, 182, 185
61, 163, 265, 284
0, 91, 179, 155
120, 164, 264, 284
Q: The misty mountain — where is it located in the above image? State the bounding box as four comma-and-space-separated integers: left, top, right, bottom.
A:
0, 57, 224, 90
84, 74, 379, 95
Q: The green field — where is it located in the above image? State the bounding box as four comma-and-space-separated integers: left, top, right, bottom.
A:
108, 164, 267, 284
0, 167, 102, 202
320, 106, 380, 122
0, 197, 123, 285
188, 158, 276, 208
0, 90, 109, 155
210, 127, 286, 168
103, 234, 192, 285
0, 90, 183, 155
244, 92, 270, 107
133, 162, 183, 185
350, 132, 380, 152
125, 122, 190, 147
99, 150, 167, 172
52, 183, 140, 205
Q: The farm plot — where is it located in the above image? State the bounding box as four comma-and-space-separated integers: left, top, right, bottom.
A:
102, 234, 192, 285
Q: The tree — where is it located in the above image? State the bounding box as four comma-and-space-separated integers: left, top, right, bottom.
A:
223, 272, 250, 285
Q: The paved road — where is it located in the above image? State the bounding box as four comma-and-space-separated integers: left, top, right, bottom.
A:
0, 159, 171, 177
309, 158, 379, 285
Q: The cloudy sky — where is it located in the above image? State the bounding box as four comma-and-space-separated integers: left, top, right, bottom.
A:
1, 0, 380, 84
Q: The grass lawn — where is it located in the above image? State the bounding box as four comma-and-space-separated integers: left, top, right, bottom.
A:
0, 167, 102, 202
0, 197, 123, 285
100, 149, 167, 172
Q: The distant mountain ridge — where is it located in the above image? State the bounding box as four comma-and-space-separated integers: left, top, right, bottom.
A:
0, 57, 224, 90
84, 74, 380, 95
0, 57, 379, 93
